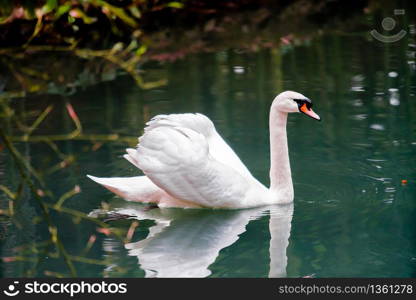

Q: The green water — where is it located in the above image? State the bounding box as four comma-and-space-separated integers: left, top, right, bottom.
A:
1, 32, 416, 277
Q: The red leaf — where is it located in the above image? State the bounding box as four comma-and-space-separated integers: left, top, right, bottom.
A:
65, 103, 79, 122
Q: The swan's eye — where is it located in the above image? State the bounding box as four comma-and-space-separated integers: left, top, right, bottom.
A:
294, 99, 312, 110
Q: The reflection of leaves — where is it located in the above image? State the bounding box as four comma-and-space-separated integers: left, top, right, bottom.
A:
97, 227, 112, 236
0, 73, 145, 277
0, 42, 167, 100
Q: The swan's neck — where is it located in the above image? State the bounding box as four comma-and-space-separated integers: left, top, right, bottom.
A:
269, 108, 293, 197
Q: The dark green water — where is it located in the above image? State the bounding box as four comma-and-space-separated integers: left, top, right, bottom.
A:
1, 31, 416, 277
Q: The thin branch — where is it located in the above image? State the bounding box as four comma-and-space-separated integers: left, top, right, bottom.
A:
54, 185, 80, 209
22, 104, 53, 141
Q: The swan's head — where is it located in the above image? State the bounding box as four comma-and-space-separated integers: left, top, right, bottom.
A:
273, 91, 321, 121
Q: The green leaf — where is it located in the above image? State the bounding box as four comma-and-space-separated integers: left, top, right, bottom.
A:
125, 40, 138, 52
111, 42, 124, 52
0, 16, 9, 25
129, 6, 141, 19
56, 4, 71, 18
135, 44, 147, 56
166, 2, 184, 9
95, 0, 138, 27
42, 0, 58, 14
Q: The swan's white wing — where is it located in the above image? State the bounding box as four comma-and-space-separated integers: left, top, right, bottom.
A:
126, 124, 250, 208
141, 113, 253, 178
145, 113, 214, 138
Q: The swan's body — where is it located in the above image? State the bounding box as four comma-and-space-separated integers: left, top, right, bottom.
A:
88, 91, 320, 209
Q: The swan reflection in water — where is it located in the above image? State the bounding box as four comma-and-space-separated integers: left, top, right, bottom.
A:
104, 203, 293, 277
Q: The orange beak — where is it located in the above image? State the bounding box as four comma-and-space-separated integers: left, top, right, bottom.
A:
300, 103, 321, 121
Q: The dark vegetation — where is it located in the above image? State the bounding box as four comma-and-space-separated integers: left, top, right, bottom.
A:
0, 0, 368, 47
0, 0, 373, 98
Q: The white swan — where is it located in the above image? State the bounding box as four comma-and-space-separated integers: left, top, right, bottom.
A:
87, 91, 320, 209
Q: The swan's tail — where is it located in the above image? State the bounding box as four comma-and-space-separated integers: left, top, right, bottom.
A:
87, 175, 201, 208
87, 175, 160, 203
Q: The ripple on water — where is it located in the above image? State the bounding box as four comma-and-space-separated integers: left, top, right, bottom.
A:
351, 143, 372, 150
350, 114, 368, 120
351, 99, 364, 106
370, 124, 385, 131
233, 66, 245, 74
384, 187, 396, 193
360, 175, 392, 184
